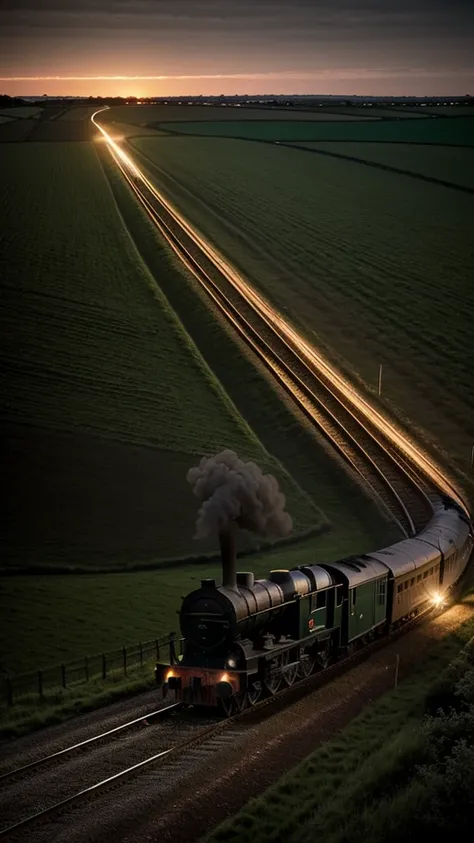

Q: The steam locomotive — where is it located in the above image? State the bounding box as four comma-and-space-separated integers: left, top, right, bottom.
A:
155, 496, 473, 715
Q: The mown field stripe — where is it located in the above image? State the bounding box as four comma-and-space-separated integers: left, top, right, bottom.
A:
280, 141, 474, 194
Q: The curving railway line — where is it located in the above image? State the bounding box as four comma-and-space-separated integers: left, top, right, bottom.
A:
91, 107, 468, 531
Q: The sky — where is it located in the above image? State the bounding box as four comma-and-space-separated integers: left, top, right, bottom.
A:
1, 0, 473, 98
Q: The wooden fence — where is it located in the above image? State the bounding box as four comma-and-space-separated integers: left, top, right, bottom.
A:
1, 632, 183, 707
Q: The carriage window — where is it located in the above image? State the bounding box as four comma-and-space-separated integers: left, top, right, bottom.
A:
404, 581, 409, 591
423, 571, 428, 579
410, 578, 415, 587
316, 591, 326, 610
351, 589, 357, 606
336, 586, 343, 607
397, 584, 403, 594
417, 574, 422, 583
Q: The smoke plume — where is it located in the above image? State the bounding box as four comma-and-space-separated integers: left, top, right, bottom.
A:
187, 450, 293, 539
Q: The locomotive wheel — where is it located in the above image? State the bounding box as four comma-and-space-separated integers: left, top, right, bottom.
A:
247, 680, 262, 706
234, 692, 248, 713
298, 646, 315, 678
282, 651, 298, 687
219, 697, 234, 717
264, 654, 284, 695
316, 643, 331, 670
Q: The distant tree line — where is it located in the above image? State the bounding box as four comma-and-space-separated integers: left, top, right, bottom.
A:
1, 93, 472, 110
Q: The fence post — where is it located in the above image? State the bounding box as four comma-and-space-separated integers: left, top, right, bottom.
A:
102, 653, 106, 680
85, 656, 89, 682
6, 678, 13, 707
61, 664, 67, 689
123, 646, 127, 676
139, 642, 143, 667
156, 639, 160, 661
38, 670, 43, 699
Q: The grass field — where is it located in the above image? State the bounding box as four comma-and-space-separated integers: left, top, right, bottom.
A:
316, 106, 432, 119
58, 106, 99, 121
2, 141, 334, 570
155, 116, 474, 144
102, 105, 378, 126
205, 601, 474, 843
0, 119, 38, 142
102, 120, 168, 140
26, 120, 94, 141
128, 134, 474, 490
288, 141, 474, 189
0, 106, 42, 119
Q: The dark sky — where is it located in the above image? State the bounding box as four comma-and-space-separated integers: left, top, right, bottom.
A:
1, 0, 473, 96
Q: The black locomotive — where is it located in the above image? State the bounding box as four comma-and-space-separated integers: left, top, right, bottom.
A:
156, 497, 472, 714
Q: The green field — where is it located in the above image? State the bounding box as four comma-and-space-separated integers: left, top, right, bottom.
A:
102, 105, 378, 126
155, 115, 474, 144
58, 106, 99, 121
205, 602, 474, 843
128, 134, 474, 489
2, 141, 333, 570
314, 106, 432, 119
0, 106, 42, 119
288, 141, 474, 189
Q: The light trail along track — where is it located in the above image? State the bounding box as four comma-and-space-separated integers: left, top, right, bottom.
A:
92, 108, 468, 532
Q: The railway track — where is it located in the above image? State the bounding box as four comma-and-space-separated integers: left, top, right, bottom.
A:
0, 703, 219, 838
91, 113, 443, 535
0, 599, 449, 840
0, 703, 180, 786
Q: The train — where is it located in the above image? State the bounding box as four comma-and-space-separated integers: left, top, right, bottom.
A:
155, 496, 473, 715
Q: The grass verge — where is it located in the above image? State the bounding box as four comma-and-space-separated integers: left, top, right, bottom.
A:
0, 663, 156, 740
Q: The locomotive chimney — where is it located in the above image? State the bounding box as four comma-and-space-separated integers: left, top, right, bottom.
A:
218, 524, 237, 589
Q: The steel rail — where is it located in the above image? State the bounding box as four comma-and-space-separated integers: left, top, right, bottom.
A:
0, 711, 225, 838
0, 703, 180, 784
101, 140, 431, 536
